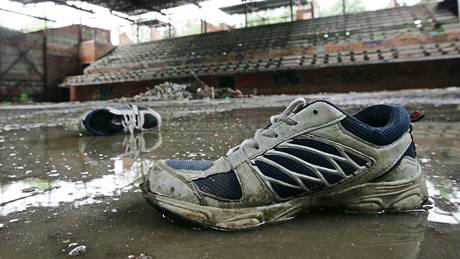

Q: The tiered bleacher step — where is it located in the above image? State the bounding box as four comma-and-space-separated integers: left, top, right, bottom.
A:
62, 2, 460, 87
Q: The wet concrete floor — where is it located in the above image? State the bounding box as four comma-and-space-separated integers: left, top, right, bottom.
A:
1, 88, 460, 258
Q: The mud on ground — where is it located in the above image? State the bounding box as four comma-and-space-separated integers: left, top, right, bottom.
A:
1, 88, 460, 258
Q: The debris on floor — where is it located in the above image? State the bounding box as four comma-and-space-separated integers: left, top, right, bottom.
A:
116, 81, 243, 102
2, 89, 460, 258
127, 253, 153, 259
68, 245, 87, 256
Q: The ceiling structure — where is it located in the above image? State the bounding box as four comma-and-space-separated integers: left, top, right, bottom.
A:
10, 0, 315, 20
10, 0, 202, 15
136, 18, 169, 27
220, 0, 309, 15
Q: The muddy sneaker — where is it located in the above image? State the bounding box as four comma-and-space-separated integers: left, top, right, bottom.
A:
141, 98, 428, 230
80, 104, 161, 136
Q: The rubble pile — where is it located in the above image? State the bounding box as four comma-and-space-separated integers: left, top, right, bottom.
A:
145, 82, 192, 100
116, 81, 243, 102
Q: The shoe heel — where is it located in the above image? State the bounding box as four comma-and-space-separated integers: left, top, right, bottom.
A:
339, 159, 427, 212
343, 180, 426, 212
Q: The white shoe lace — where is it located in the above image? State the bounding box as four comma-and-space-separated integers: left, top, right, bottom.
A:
121, 104, 144, 134
123, 133, 143, 157
226, 97, 307, 156
122, 132, 162, 157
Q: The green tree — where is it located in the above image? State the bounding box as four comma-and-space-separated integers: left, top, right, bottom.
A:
174, 18, 201, 37
248, 6, 291, 27
320, 0, 367, 17
21, 21, 47, 33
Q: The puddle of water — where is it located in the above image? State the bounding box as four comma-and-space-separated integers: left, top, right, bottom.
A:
0, 96, 460, 258
414, 122, 460, 225
0, 129, 162, 216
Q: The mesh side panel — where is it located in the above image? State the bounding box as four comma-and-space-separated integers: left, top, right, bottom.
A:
166, 160, 213, 171
290, 138, 341, 156
335, 160, 356, 175
254, 160, 299, 186
300, 178, 325, 191
193, 170, 242, 200
319, 171, 343, 185
264, 154, 318, 179
340, 105, 410, 146
270, 182, 305, 199
275, 147, 335, 169
345, 152, 369, 167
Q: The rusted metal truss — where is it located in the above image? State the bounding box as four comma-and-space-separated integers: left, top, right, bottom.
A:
10, 0, 199, 15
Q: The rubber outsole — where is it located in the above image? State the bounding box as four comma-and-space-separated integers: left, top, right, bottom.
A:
141, 167, 428, 230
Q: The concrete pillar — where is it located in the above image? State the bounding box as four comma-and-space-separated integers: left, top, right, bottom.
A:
69, 86, 77, 102
168, 17, 172, 38
458, 0, 460, 21
42, 17, 48, 101
244, 3, 248, 27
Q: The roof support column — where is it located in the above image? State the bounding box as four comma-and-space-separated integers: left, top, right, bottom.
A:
457, 0, 460, 21
310, 0, 315, 18
0, 34, 2, 97
136, 23, 139, 43
244, 0, 248, 27
168, 17, 172, 38
42, 16, 48, 101
289, 0, 294, 22
200, 4, 207, 34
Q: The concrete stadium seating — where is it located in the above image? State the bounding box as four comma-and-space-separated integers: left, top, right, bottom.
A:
63, 3, 460, 87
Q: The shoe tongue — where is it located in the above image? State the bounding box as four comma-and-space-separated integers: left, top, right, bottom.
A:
111, 118, 121, 125
264, 97, 306, 129
106, 107, 124, 115
107, 105, 136, 116
290, 98, 307, 113
107, 120, 124, 132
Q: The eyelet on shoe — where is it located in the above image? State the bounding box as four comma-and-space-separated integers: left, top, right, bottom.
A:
313, 110, 319, 115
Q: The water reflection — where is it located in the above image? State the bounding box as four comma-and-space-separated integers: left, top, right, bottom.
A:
176, 213, 429, 259
78, 132, 162, 161
426, 179, 460, 224
0, 129, 161, 216
413, 122, 460, 225
0, 105, 460, 258
0, 157, 154, 216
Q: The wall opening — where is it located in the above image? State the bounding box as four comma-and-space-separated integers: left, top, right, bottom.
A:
273, 71, 300, 85
218, 76, 235, 89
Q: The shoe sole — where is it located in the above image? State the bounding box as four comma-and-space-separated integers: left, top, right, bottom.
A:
142, 164, 428, 230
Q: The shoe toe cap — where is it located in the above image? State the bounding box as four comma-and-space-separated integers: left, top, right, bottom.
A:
144, 161, 201, 204
143, 109, 162, 128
